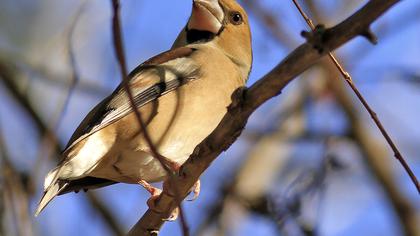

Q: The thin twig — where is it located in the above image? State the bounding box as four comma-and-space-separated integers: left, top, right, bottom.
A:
283, 1, 420, 234
322, 59, 420, 236
110, 0, 170, 173
291, 0, 419, 194
110, 1, 189, 235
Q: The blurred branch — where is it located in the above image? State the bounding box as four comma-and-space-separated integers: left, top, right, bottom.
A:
197, 81, 306, 231
53, 2, 84, 126
2, 158, 34, 236
270, 139, 336, 236
196, 96, 306, 235
86, 193, 125, 236
197, 136, 340, 236
0, 126, 34, 236
128, 0, 403, 234
0, 60, 124, 236
32, 2, 85, 194
240, 81, 306, 141
0, 49, 109, 97
0, 170, 3, 236
351, 2, 420, 62
241, 0, 296, 48
0, 61, 61, 155
323, 59, 420, 236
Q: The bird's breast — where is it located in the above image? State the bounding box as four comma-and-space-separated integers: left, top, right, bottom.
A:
92, 49, 245, 183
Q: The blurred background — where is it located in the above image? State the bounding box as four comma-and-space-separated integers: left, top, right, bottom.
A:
0, 0, 419, 235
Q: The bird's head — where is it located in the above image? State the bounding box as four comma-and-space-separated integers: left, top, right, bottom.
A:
173, 0, 252, 77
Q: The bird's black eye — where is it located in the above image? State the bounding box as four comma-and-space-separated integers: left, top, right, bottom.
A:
229, 12, 243, 25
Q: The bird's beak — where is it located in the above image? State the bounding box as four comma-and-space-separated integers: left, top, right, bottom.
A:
188, 0, 224, 34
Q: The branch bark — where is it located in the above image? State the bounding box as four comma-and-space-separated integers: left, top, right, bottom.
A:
128, 0, 403, 235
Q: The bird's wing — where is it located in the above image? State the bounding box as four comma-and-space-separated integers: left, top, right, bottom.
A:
35, 47, 200, 216
64, 46, 199, 153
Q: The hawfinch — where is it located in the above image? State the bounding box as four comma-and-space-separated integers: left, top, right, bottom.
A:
36, 0, 252, 216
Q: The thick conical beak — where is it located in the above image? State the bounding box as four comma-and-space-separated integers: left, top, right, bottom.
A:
188, 0, 224, 34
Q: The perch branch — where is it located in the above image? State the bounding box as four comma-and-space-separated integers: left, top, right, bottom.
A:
127, 0, 405, 235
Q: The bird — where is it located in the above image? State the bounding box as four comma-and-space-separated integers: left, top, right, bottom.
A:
36, 0, 252, 216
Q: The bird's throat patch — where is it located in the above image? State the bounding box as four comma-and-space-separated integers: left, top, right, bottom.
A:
186, 29, 216, 44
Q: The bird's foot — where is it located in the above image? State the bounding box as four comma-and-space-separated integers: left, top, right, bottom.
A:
138, 179, 162, 207
138, 179, 179, 221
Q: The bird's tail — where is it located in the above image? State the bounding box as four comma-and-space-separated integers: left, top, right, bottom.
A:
34, 182, 61, 216
35, 168, 68, 216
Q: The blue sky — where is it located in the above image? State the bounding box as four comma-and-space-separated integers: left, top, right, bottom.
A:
0, 0, 419, 235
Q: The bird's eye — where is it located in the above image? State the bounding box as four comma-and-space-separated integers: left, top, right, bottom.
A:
229, 12, 243, 25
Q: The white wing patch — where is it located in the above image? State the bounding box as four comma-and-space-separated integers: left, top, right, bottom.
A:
59, 130, 116, 179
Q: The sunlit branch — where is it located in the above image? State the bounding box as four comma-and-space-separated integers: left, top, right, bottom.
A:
128, 0, 405, 235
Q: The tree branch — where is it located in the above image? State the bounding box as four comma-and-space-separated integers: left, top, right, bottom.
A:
128, 0, 404, 235
299, 1, 420, 233
292, 0, 418, 193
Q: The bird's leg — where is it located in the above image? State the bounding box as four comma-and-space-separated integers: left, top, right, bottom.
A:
154, 178, 200, 221
159, 155, 201, 202
141, 156, 201, 220
138, 180, 162, 208
138, 179, 179, 221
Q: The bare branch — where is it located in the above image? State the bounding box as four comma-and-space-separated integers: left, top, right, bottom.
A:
293, 1, 420, 233
291, 0, 419, 193
128, 0, 405, 234
322, 59, 420, 236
